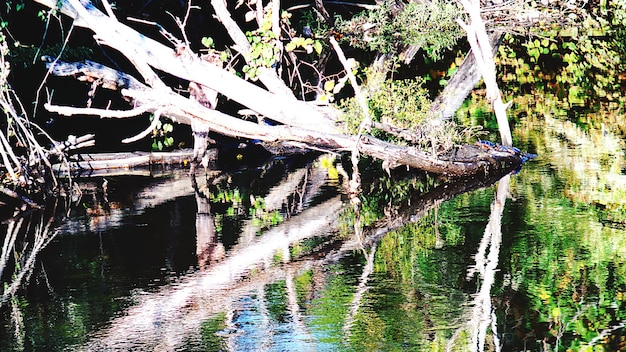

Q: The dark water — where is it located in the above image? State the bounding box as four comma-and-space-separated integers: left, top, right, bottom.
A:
1, 112, 626, 351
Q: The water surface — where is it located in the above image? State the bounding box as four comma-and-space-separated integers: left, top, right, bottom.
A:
1, 107, 625, 351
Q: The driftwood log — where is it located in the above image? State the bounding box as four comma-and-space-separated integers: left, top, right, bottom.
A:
37, 0, 528, 178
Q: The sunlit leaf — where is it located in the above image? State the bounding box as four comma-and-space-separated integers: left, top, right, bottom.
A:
201, 37, 214, 48
324, 80, 335, 92
313, 40, 323, 55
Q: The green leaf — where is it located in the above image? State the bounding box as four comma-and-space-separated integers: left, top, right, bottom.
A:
324, 80, 335, 92
201, 37, 214, 48
313, 40, 323, 55
285, 41, 296, 52
261, 19, 272, 31
250, 45, 262, 59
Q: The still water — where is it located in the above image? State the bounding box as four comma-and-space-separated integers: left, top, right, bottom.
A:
1, 108, 625, 351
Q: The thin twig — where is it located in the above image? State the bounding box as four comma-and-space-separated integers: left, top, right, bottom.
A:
122, 109, 163, 143
328, 36, 370, 130
34, 23, 75, 116
286, 1, 378, 11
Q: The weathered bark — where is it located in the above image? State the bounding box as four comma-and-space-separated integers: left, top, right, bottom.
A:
429, 32, 503, 119
458, 0, 513, 146
188, 53, 221, 170
36, 0, 526, 177
45, 58, 524, 177
51, 149, 207, 177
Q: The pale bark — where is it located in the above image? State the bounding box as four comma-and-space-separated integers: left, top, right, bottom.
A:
34, 0, 338, 133
36, 0, 525, 177
458, 0, 513, 147
44, 58, 524, 176
210, 0, 294, 98
429, 32, 503, 119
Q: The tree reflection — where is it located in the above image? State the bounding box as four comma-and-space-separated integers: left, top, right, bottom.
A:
462, 174, 509, 352
0, 203, 59, 347
1, 151, 526, 351
192, 177, 224, 268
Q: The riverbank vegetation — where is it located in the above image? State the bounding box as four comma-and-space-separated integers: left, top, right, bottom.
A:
1, 1, 625, 350
1, 0, 609, 202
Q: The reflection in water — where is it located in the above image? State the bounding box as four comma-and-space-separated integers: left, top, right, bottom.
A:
0, 204, 59, 349
82, 196, 342, 350
463, 175, 509, 352
193, 180, 224, 268
76, 155, 344, 350
5, 119, 624, 350
343, 243, 377, 336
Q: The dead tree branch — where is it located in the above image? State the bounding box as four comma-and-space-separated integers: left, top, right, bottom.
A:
35, 0, 528, 177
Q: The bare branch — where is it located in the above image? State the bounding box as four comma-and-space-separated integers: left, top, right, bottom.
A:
101, 0, 116, 20
35, 0, 338, 132
329, 37, 371, 130
122, 109, 164, 144
44, 102, 154, 118
458, 0, 513, 146
210, 0, 295, 97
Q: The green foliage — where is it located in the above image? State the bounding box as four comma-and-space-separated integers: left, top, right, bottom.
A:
200, 36, 214, 49
336, 0, 461, 60
284, 36, 322, 55
496, 0, 626, 106
297, 9, 329, 40
308, 263, 356, 344
200, 313, 228, 351
265, 281, 289, 321
3, 1, 24, 14
150, 116, 174, 151
341, 77, 428, 134
242, 11, 281, 81
284, 9, 325, 56
249, 195, 284, 231
208, 186, 283, 235
341, 77, 470, 152
370, 78, 431, 129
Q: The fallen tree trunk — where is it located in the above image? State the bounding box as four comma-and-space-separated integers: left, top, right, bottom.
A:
51, 149, 202, 176
35, 0, 528, 177
45, 59, 525, 177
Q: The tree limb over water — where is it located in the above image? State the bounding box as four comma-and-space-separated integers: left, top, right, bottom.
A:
34, 0, 529, 178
